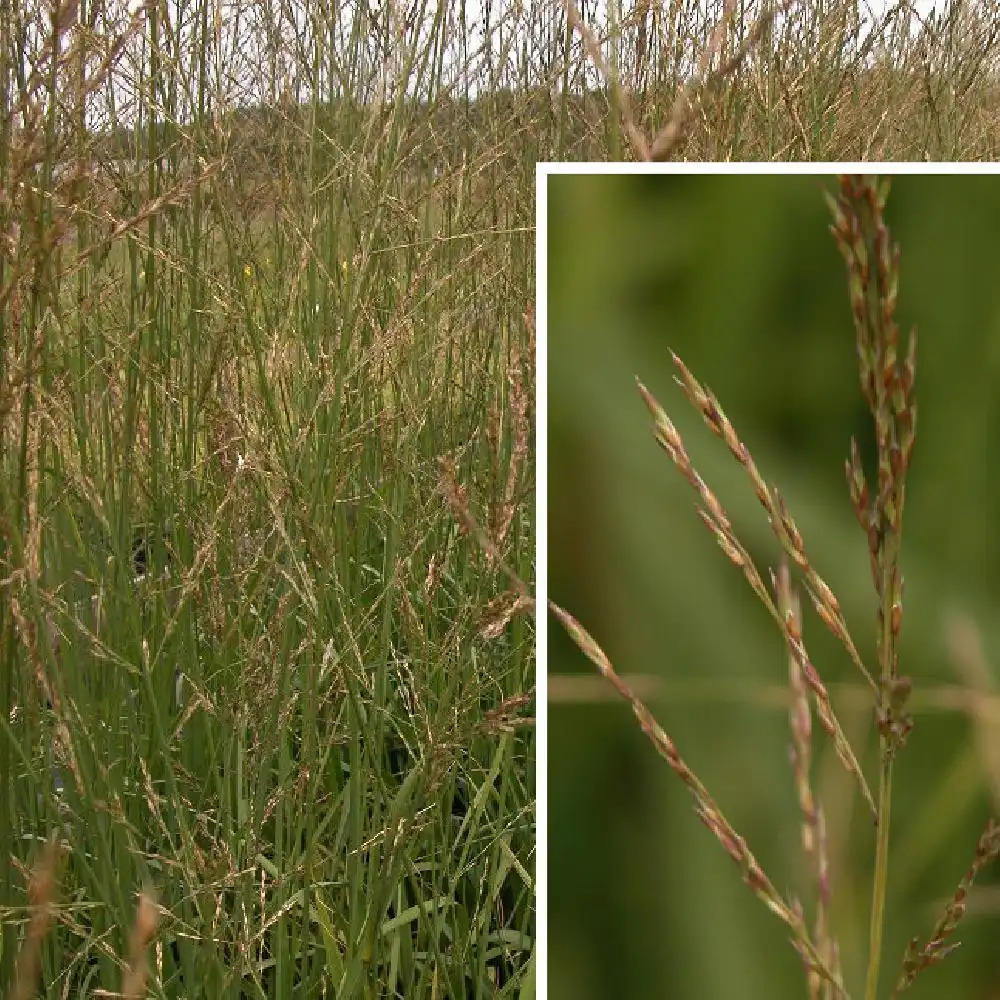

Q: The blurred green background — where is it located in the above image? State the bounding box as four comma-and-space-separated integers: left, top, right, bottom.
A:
547, 173, 1000, 999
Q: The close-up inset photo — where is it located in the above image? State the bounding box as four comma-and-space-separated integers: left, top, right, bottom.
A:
545, 170, 1000, 999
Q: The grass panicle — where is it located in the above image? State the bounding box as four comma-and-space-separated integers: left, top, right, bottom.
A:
827, 175, 916, 1000
891, 818, 1000, 998
548, 600, 845, 995
635, 375, 875, 817
778, 561, 841, 1000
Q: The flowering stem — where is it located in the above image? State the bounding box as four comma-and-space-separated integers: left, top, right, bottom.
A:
827, 174, 918, 1000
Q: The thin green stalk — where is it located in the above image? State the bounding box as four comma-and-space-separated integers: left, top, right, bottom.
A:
865, 757, 894, 1000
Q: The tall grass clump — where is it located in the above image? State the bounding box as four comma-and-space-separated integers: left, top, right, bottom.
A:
556, 0, 1000, 161
551, 174, 1000, 998
0, 1, 533, 996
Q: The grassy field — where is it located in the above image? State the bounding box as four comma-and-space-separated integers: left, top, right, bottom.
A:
1, 1, 534, 997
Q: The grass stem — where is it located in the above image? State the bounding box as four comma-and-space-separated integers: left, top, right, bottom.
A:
865, 757, 894, 1000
